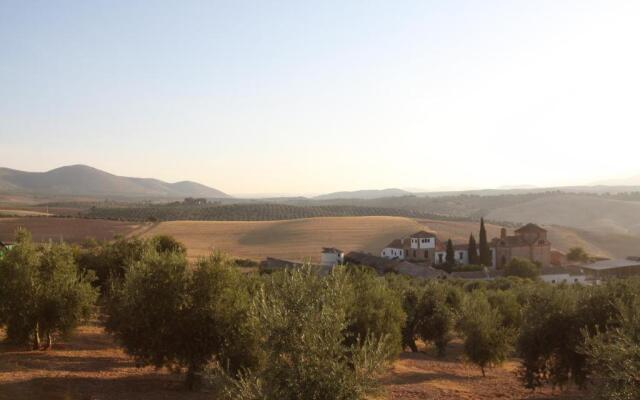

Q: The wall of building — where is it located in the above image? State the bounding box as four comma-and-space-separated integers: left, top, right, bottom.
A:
321, 252, 344, 267
410, 237, 436, 249
381, 248, 404, 260
540, 273, 587, 285
495, 244, 551, 268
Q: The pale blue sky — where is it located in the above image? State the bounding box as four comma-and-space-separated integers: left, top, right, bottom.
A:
1, 1, 639, 195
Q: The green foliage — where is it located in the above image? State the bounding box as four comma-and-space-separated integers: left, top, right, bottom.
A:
104, 250, 259, 389
516, 282, 636, 390
224, 266, 393, 400
478, 218, 491, 266
581, 297, 640, 400
342, 267, 405, 356
567, 247, 590, 263
150, 234, 187, 255
504, 257, 540, 279
84, 203, 449, 222
76, 235, 186, 293
385, 274, 423, 352
416, 282, 460, 356
0, 229, 97, 348
459, 292, 514, 376
467, 234, 478, 265
76, 236, 151, 292
445, 239, 455, 272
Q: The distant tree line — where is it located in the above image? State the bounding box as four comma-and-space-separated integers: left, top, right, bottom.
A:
81, 203, 465, 222
0, 230, 638, 400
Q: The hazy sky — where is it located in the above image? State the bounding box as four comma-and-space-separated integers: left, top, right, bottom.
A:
1, 1, 639, 196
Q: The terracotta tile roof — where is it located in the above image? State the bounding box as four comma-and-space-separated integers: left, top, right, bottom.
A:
384, 239, 404, 249
344, 251, 398, 273
409, 230, 437, 238
515, 223, 547, 233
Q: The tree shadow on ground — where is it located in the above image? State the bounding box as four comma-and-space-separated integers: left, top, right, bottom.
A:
0, 374, 212, 400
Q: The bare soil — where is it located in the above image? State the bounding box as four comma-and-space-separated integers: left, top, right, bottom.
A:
0, 217, 145, 243
0, 325, 583, 400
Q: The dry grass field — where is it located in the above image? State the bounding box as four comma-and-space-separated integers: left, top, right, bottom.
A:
141, 216, 616, 261
0, 325, 581, 400
0, 215, 623, 260
0, 217, 145, 243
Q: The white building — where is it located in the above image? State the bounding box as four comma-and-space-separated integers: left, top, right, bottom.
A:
321, 247, 344, 267
409, 231, 436, 249
381, 239, 405, 260
539, 267, 588, 285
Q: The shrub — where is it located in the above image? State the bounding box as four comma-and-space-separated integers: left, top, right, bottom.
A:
416, 282, 460, 356
224, 266, 393, 400
104, 251, 259, 389
504, 258, 540, 280
581, 298, 640, 400
343, 267, 405, 356
459, 292, 514, 376
0, 229, 97, 349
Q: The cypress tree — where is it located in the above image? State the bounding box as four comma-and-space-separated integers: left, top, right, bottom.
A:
468, 234, 478, 265
478, 218, 491, 266
445, 239, 456, 272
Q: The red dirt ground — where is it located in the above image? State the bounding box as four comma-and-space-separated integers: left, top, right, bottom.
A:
0, 325, 584, 400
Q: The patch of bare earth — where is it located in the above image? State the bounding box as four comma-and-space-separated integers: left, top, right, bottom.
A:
381, 342, 583, 400
0, 325, 209, 400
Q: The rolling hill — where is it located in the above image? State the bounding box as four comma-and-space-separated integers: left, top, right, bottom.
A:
314, 188, 412, 200
486, 193, 640, 236
138, 216, 629, 261
0, 165, 229, 199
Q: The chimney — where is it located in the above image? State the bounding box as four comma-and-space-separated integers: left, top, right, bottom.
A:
500, 228, 507, 240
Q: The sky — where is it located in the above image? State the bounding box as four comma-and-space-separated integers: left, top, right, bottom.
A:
1, 1, 640, 196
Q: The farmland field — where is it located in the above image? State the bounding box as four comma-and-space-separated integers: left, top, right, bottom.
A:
140, 216, 617, 261
0, 325, 580, 400
0, 217, 146, 243
0, 215, 627, 260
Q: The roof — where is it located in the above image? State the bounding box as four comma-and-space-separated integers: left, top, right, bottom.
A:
434, 240, 468, 252
582, 259, 640, 271
515, 223, 547, 234
322, 247, 343, 254
540, 267, 585, 277
344, 251, 398, 273
409, 230, 437, 239
260, 257, 304, 271
384, 239, 404, 249
450, 268, 503, 280
396, 261, 446, 279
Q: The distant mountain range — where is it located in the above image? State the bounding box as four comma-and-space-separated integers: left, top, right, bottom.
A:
313, 188, 412, 200
0, 165, 229, 199
594, 175, 640, 186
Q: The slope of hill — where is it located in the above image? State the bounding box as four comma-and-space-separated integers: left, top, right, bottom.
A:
314, 188, 411, 200
138, 216, 624, 261
486, 193, 640, 236
0, 165, 229, 199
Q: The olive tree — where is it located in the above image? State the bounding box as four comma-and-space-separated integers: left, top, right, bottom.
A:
105, 251, 259, 389
0, 229, 97, 349
416, 282, 461, 357
223, 266, 394, 400
343, 267, 405, 356
459, 292, 514, 376
581, 298, 640, 400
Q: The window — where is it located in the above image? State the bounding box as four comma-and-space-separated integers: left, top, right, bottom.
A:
459, 252, 464, 260
552, 280, 556, 284
413, 250, 416, 257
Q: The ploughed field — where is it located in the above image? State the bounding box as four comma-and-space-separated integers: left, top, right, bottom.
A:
0, 216, 619, 261
0, 217, 146, 243
0, 325, 580, 400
